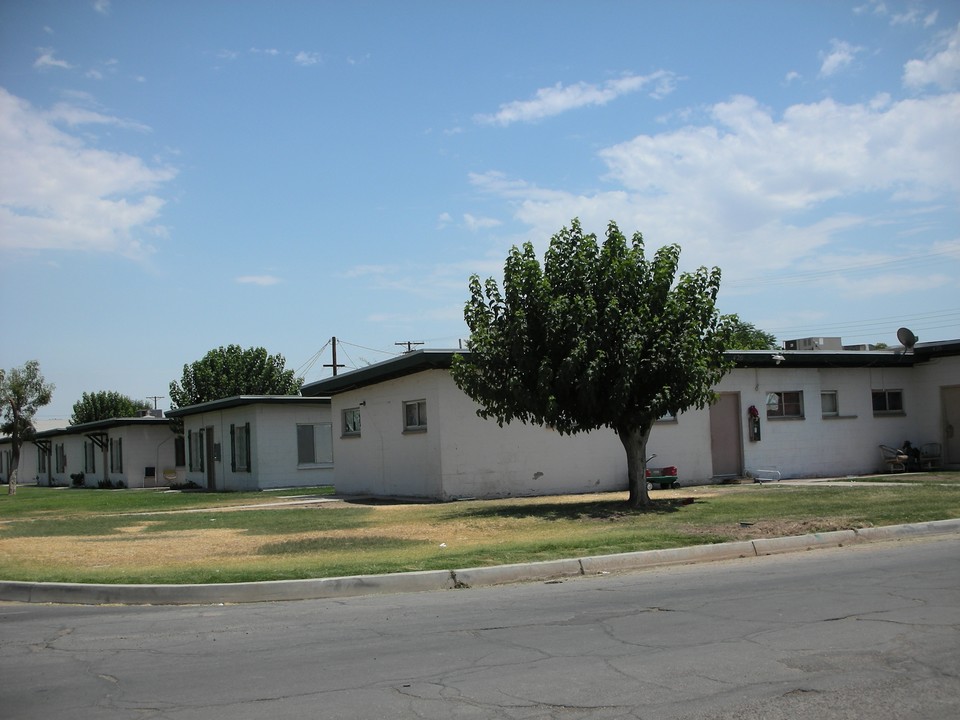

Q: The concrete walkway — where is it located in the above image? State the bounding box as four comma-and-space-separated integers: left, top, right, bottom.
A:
2, 518, 958, 606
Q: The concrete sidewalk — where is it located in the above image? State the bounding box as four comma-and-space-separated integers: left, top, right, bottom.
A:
2, 518, 958, 606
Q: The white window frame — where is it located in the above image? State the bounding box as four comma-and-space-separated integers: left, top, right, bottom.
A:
55, 443, 67, 473
820, 391, 839, 417
231, 422, 251, 473
109, 437, 123, 473
403, 400, 427, 432
297, 423, 334, 466
342, 408, 361, 437
188, 428, 205, 472
84, 440, 96, 473
872, 389, 904, 415
766, 390, 804, 419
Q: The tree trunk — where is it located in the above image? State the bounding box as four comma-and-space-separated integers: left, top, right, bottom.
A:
8, 448, 18, 495
618, 424, 652, 508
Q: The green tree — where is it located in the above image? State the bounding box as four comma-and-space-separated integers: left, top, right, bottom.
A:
169, 345, 302, 409
1, 360, 55, 495
723, 316, 778, 350
451, 219, 732, 508
70, 391, 152, 425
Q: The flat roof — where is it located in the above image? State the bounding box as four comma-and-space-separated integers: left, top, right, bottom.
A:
28, 416, 173, 440
165, 394, 330, 418
300, 339, 960, 396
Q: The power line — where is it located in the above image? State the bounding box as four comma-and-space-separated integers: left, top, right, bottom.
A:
724, 248, 960, 289
770, 309, 960, 338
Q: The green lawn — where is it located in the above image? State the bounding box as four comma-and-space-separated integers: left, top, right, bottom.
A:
1, 475, 957, 585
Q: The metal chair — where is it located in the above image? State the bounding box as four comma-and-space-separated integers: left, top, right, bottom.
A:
879, 445, 908, 473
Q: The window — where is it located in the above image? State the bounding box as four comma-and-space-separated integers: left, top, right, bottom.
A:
55, 444, 66, 473
297, 423, 333, 465
188, 429, 204, 472
37, 446, 48, 474
109, 437, 123, 473
231, 423, 251, 472
404, 400, 427, 431
342, 408, 361, 436
174, 436, 186, 467
766, 391, 804, 419
872, 389, 903, 415
820, 391, 838, 417
84, 441, 96, 473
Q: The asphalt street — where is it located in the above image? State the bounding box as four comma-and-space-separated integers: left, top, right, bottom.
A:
2, 536, 958, 720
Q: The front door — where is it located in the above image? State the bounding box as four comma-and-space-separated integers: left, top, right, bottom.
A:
205, 426, 217, 490
943, 386, 960, 467
709, 392, 743, 478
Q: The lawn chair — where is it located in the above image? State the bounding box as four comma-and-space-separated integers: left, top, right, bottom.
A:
879, 444, 908, 473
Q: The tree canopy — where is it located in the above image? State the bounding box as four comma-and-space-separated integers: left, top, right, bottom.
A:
451, 219, 732, 507
70, 391, 151, 425
723, 316, 778, 350
169, 345, 302, 409
1, 360, 55, 495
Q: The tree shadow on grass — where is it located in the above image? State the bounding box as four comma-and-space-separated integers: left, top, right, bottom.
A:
446, 498, 699, 522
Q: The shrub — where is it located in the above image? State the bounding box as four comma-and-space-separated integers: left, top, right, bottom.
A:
70, 472, 86, 487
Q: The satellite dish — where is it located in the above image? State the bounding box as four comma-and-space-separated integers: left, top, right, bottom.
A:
896, 327, 917, 350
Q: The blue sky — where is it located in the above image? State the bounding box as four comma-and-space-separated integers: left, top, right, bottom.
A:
2, 0, 958, 420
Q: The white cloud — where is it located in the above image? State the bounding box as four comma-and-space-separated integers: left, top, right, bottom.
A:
236, 275, 281, 286
46, 101, 151, 132
903, 22, 960, 90
463, 213, 501, 231
470, 91, 960, 283
819, 39, 864, 78
0, 88, 176, 256
294, 51, 322, 66
93, 0, 110, 15
854, 1, 887, 16
784, 70, 802, 85
475, 71, 677, 126
34, 47, 72, 70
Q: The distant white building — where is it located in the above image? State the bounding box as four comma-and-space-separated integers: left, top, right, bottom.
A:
300, 340, 960, 500
1, 416, 177, 488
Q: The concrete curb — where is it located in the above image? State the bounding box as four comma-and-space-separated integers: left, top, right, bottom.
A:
2, 518, 958, 606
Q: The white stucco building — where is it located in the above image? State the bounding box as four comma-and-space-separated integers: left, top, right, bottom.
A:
300, 341, 959, 500
166, 396, 333, 491
1, 416, 178, 488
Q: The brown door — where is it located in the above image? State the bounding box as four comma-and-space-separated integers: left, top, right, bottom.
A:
709, 392, 743, 478
943, 386, 960, 467
205, 426, 217, 490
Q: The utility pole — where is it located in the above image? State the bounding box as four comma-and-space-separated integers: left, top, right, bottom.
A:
323, 336, 346, 376
147, 396, 164, 410
395, 341, 424, 353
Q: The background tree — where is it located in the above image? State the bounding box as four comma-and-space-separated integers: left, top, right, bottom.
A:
452, 219, 732, 508
1, 360, 55, 495
70, 391, 152, 425
169, 345, 302, 409
723, 316, 779, 350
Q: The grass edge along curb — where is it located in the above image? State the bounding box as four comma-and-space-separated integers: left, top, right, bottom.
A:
2, 518, 958, 606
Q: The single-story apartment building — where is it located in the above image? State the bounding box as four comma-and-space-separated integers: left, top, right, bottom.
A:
166, 395, 333, 491
0, 415, 178, 488
300, 339, 959, 500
